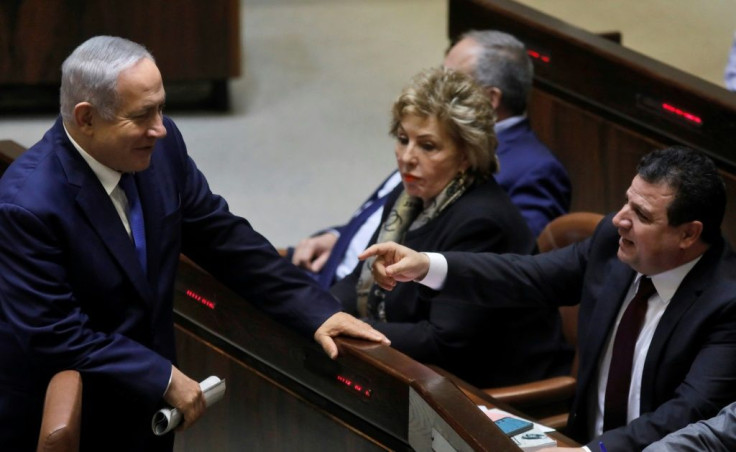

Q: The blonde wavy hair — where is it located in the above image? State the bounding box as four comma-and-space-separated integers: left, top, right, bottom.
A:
389, 66, 499, 180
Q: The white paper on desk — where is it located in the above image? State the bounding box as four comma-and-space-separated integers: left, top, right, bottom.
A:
152, 376, 226, 436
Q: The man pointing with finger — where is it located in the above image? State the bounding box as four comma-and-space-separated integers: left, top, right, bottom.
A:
360, 146, 736, 451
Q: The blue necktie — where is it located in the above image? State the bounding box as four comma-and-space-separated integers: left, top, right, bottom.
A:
316, 191, 390, 289
119, 174, 147, 274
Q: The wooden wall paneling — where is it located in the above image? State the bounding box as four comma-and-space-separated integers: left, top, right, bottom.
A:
171, 258, 526, 451
530, 85, 736, 245
528, 90, 609, 213
597, 122, 664, 208
174, 327, 388, 451
0, 139, 26, 170
0, 0, 240, 84
0, 0, 240, 110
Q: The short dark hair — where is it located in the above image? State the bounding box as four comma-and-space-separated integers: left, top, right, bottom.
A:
637, 146, 726, 244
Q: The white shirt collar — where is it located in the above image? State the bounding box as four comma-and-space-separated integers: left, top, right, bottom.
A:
639, 254, 704, 304
63, 123, 122, 195
493, 114, 526, 135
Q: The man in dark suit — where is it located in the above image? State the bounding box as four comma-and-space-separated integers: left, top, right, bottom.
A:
359, 147, 736, 451
0, 36, 388, 451
644, 400, 736, 451
292, 30, 570, 288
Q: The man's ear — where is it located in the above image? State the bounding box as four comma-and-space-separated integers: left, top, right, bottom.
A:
679, 220, 704, 249
486, 87, 503, 111
73, 102, 95, 135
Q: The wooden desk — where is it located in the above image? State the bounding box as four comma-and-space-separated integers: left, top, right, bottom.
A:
0, 140, 25, 169
172, 257, 528, 450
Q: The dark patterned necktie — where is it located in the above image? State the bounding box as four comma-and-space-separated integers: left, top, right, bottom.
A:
604, 276, 656, 430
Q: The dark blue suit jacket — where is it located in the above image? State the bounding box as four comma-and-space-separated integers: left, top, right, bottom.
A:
437, 215, 736, 450
495, 118, 571, 237
0, 117, 340, 451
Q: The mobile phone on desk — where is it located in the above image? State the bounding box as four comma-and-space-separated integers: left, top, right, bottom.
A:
494, 416, 534, 437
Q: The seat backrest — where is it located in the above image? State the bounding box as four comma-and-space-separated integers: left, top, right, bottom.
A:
37, 370, 82, 452
536, 211, 605, 254
537, 212, 604, 377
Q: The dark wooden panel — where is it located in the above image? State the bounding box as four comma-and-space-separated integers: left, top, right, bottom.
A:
0, 140, 26, 171
171, 257, 528, 450
529, 91, 664, 213
174, 327, 387, 451
0, 0, 240, 84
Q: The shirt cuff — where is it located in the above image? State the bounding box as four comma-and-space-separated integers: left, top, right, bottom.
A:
163, 366, 173, 397
582, 446, 592, 452
416, 252, 447, 290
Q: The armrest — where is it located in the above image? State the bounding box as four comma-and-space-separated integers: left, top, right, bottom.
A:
483, 376, 576, 407
37, 370, 82, 452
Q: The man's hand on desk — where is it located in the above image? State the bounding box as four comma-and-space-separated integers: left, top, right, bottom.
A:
359, 241, 430, 290
292, 232, 338, 273
314, 312, 391, 359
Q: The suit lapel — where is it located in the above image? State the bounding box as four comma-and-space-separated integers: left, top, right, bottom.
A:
578, 260, 636, 397
639, 242, 722, 409
136, 162, 165, 288
76, 185, 153, 299
55, 127, 154, 303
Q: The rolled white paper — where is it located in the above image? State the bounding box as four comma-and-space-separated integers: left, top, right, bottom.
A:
152, 375, 227, 436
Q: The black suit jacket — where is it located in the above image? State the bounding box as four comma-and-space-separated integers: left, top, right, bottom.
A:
332, 178, 573, 388
438, 214, 736, 450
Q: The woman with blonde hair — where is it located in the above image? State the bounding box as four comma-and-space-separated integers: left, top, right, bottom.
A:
331, 67, 571, 387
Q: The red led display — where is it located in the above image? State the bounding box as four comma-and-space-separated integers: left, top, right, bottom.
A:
185, 289, 216, 310
336, 374, 372, 399
527, 49, 551, 63
661, 103, 702, 125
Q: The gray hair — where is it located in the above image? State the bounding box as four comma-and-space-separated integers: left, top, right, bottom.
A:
60, 36, 154, 122
462, 30, 533, 115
